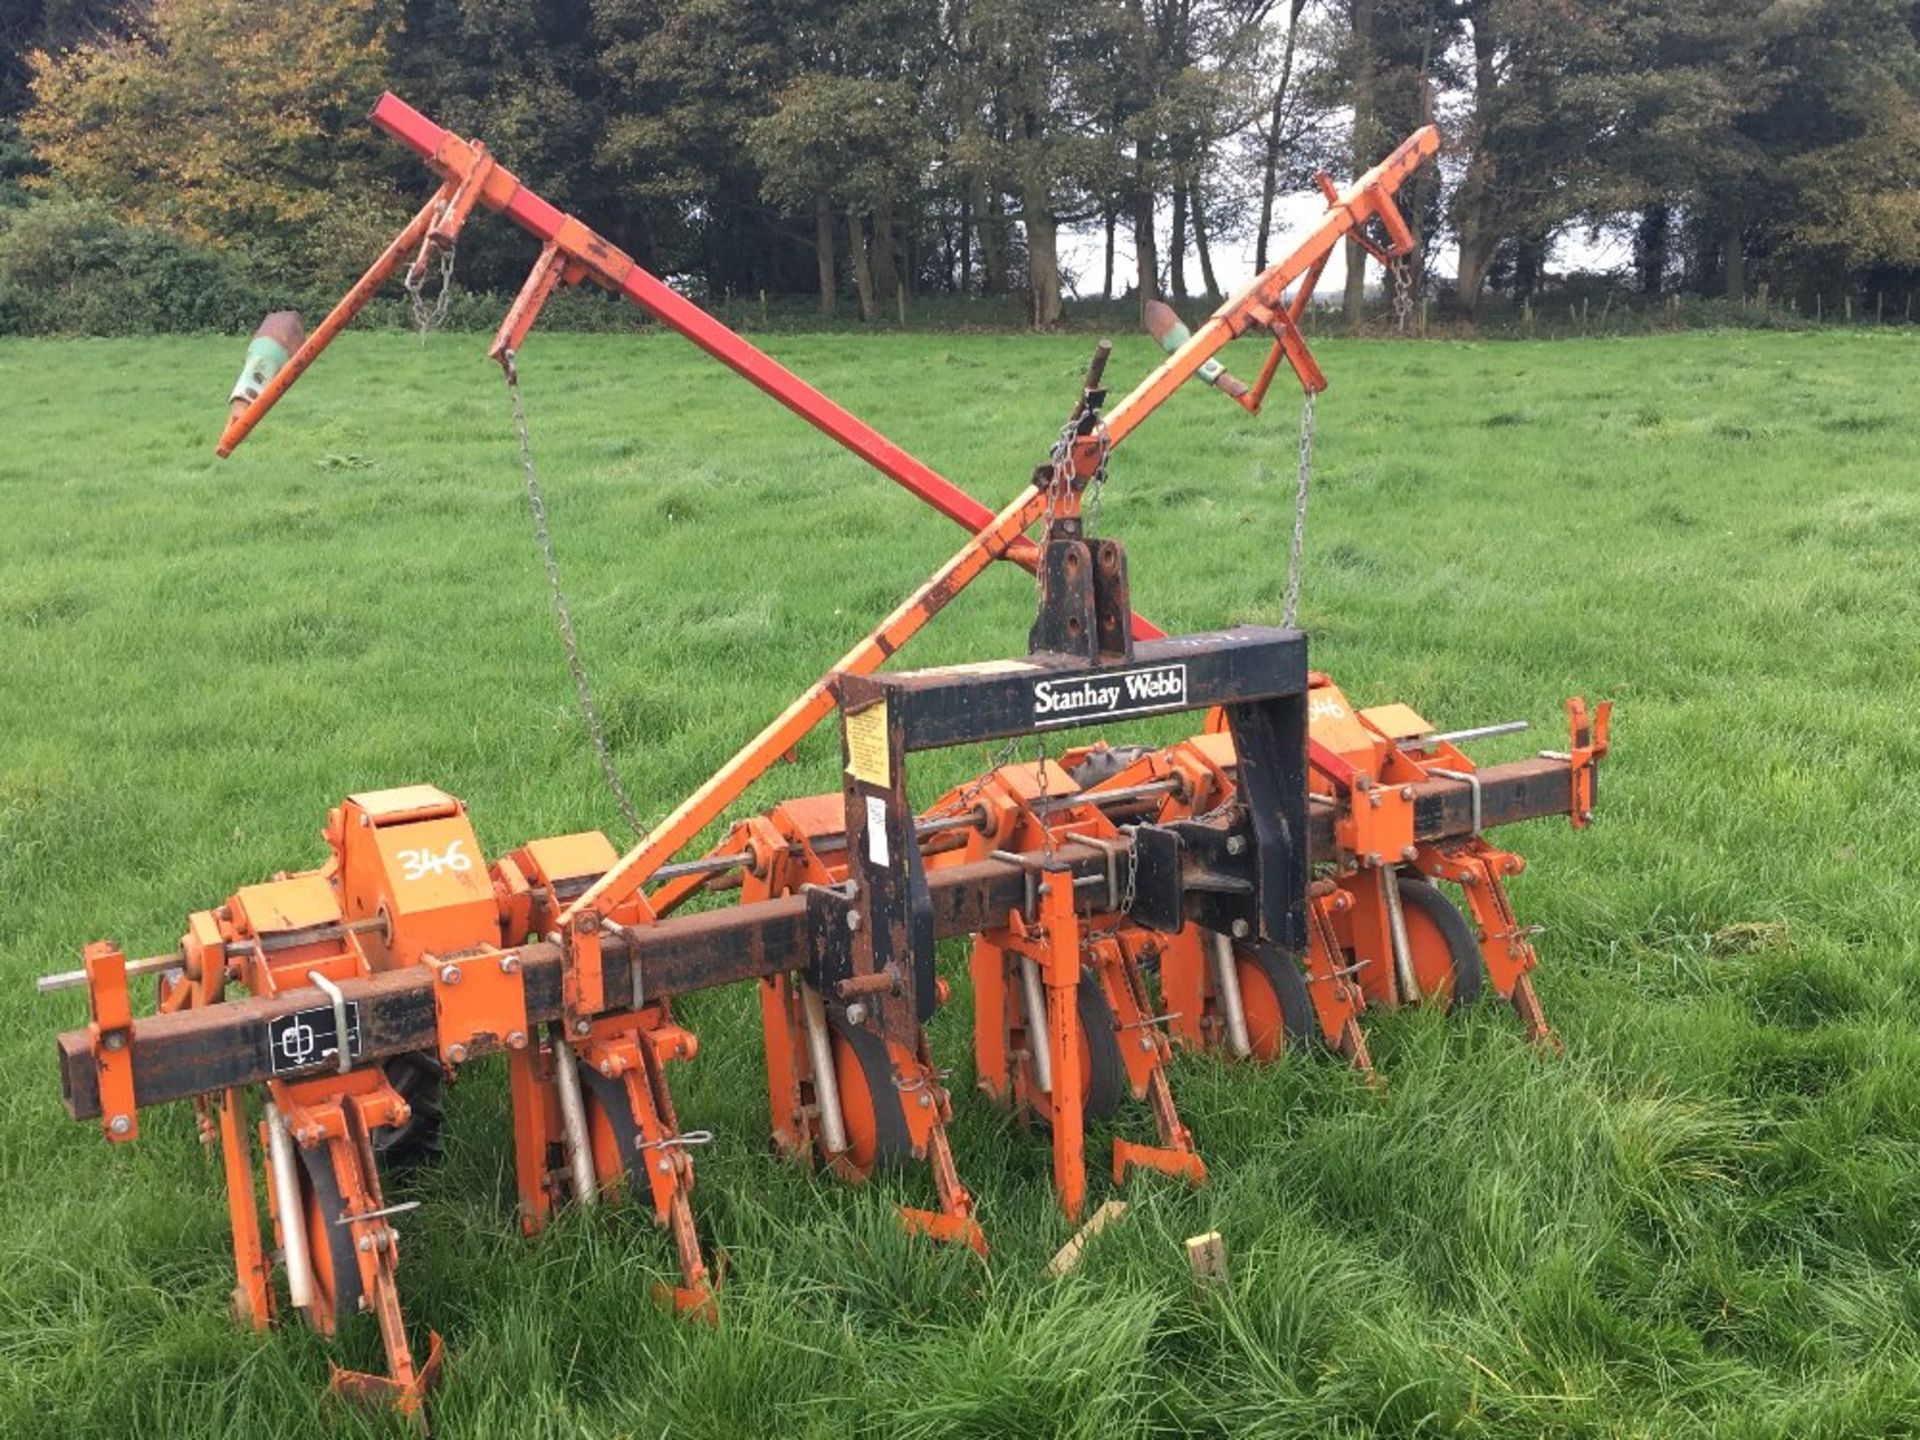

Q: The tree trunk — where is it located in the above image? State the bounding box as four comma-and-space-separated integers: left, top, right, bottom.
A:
1024, 189, 1062, 329
1133, 148, 1159, 320
849, 209, 877, 321
1169, 178, 1189, 300
1633, 205, 1669, 294
1342, 0, 1376, 328
983, 186, 1013, 299
1102, 204, 1116, 300
1721, 215, 1744, 300
1254, 0, 1308, 272
1191, 172, 1221, 297
814, 194, 836, 317
1454, 220, 1498, 319
872, 198, 899, 303
958, 190, 972, 295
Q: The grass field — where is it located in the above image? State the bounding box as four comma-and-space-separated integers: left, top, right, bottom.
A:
2, 326, 1918, 1439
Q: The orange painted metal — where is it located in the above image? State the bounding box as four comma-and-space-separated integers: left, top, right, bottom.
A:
215, 183, 453, 457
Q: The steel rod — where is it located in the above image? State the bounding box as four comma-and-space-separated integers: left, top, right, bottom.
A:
1208, 932, 1253, 1058
1020, 959, 1053, 1094
549, 1038, 598, 1209
799, 983, 848, 1155
1419, 720, 1529, 747
265, 1104, 314, 1310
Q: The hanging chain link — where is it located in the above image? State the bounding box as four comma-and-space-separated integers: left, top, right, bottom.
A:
405, 210, 458, 341
1390, 253, 1415, 336
930, 734, 1024, 821
502, 354, 646, 837
1080, 424, 1114, 536
1033, 732, 1053, 860
1282, 388, 1316, 629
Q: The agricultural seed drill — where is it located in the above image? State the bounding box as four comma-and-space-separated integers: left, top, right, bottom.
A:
46, 96, 1609, 1420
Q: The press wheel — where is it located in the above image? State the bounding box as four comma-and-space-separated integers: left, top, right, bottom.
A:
1233, 943, 1315, 1060
1398, 874, 1484, 1011
821, 1012, 916, 1178
578, 1065, 661, 1197
296, 1143, 363, 1331
1023, 971, 1124, 1131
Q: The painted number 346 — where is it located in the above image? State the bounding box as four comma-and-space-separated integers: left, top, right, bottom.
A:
397, 839, 474, 881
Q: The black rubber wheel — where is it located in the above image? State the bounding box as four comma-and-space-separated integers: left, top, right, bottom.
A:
296, 1144, 363, 1329
1397, 874, 1484, 1010
578, 1064, 650, 1192
1233, 942, 1316, 1059
1027, 971, 1125, 1131
371, 1051, 444, 1168
825, 1011, 916, 1178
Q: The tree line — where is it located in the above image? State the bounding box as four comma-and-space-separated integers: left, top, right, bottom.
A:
2, 0, 1916, 330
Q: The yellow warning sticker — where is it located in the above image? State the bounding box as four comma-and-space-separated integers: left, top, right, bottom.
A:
844, 699, 891, 787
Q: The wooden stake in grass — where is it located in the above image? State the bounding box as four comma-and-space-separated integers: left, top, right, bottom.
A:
1184, 1231, 1229, 1288
1045, 1199, 1128, 1279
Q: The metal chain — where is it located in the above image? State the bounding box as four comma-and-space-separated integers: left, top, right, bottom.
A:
1282, 389, 1316, 629
930, 734, 1024, 820
1034, 732, 1053, 860
405, 213, 458, 341
1390, 253, 1415, 336
1081, 425, 1114, 535
502, 354, 647, 836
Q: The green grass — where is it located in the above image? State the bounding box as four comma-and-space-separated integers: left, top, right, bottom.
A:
2, 326, 1919, 1438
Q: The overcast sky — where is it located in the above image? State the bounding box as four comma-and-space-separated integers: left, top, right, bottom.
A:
1059, 189, 1628, 303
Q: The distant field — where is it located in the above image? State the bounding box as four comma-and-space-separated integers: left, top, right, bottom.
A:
2, 327, 1918, 1438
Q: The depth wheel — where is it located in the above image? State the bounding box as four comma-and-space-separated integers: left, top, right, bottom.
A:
371, 1051, 444, 1168
1234, 943, 1314, 1060
1024, 971, 1124, 1131
296, 1144, 363, 1330
1398, 874, 1484, 1011
825, 1012, 915, 1178
578, 1065, 662, 1197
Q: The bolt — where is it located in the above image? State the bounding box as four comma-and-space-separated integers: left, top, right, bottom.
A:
577, 911, 601, 934
1369, 792, 1383, 809
1139, 1035, 1154, 1052
499, 955, 520, 975
108, 1114, 131, 1136
1366, 852, 1384, 868
1401, 786, 1415, 801
1402, 846, 1419, 863
657, 1157, 673, 1174
393, 1103, 411, 1126
1225, 835, 1247, 856
917, 1092, 933, 1109
845, 1002, 868, 1026
507, 1029, 527, 1050
440, 964, 461, 985
447, 1043, 469, 1065
1231, 919, 1250, 939
375, 1230, 390, 1251
574, 1019, 592, 1037
845, 911, 862, 933
1580, 810, 1593, 824
102, 1030, 126, 1052
599, 1059, 615, 1077
358, 1235, 374, 1253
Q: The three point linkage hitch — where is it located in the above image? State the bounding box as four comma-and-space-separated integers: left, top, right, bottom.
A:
50, 96, 1608, 1423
